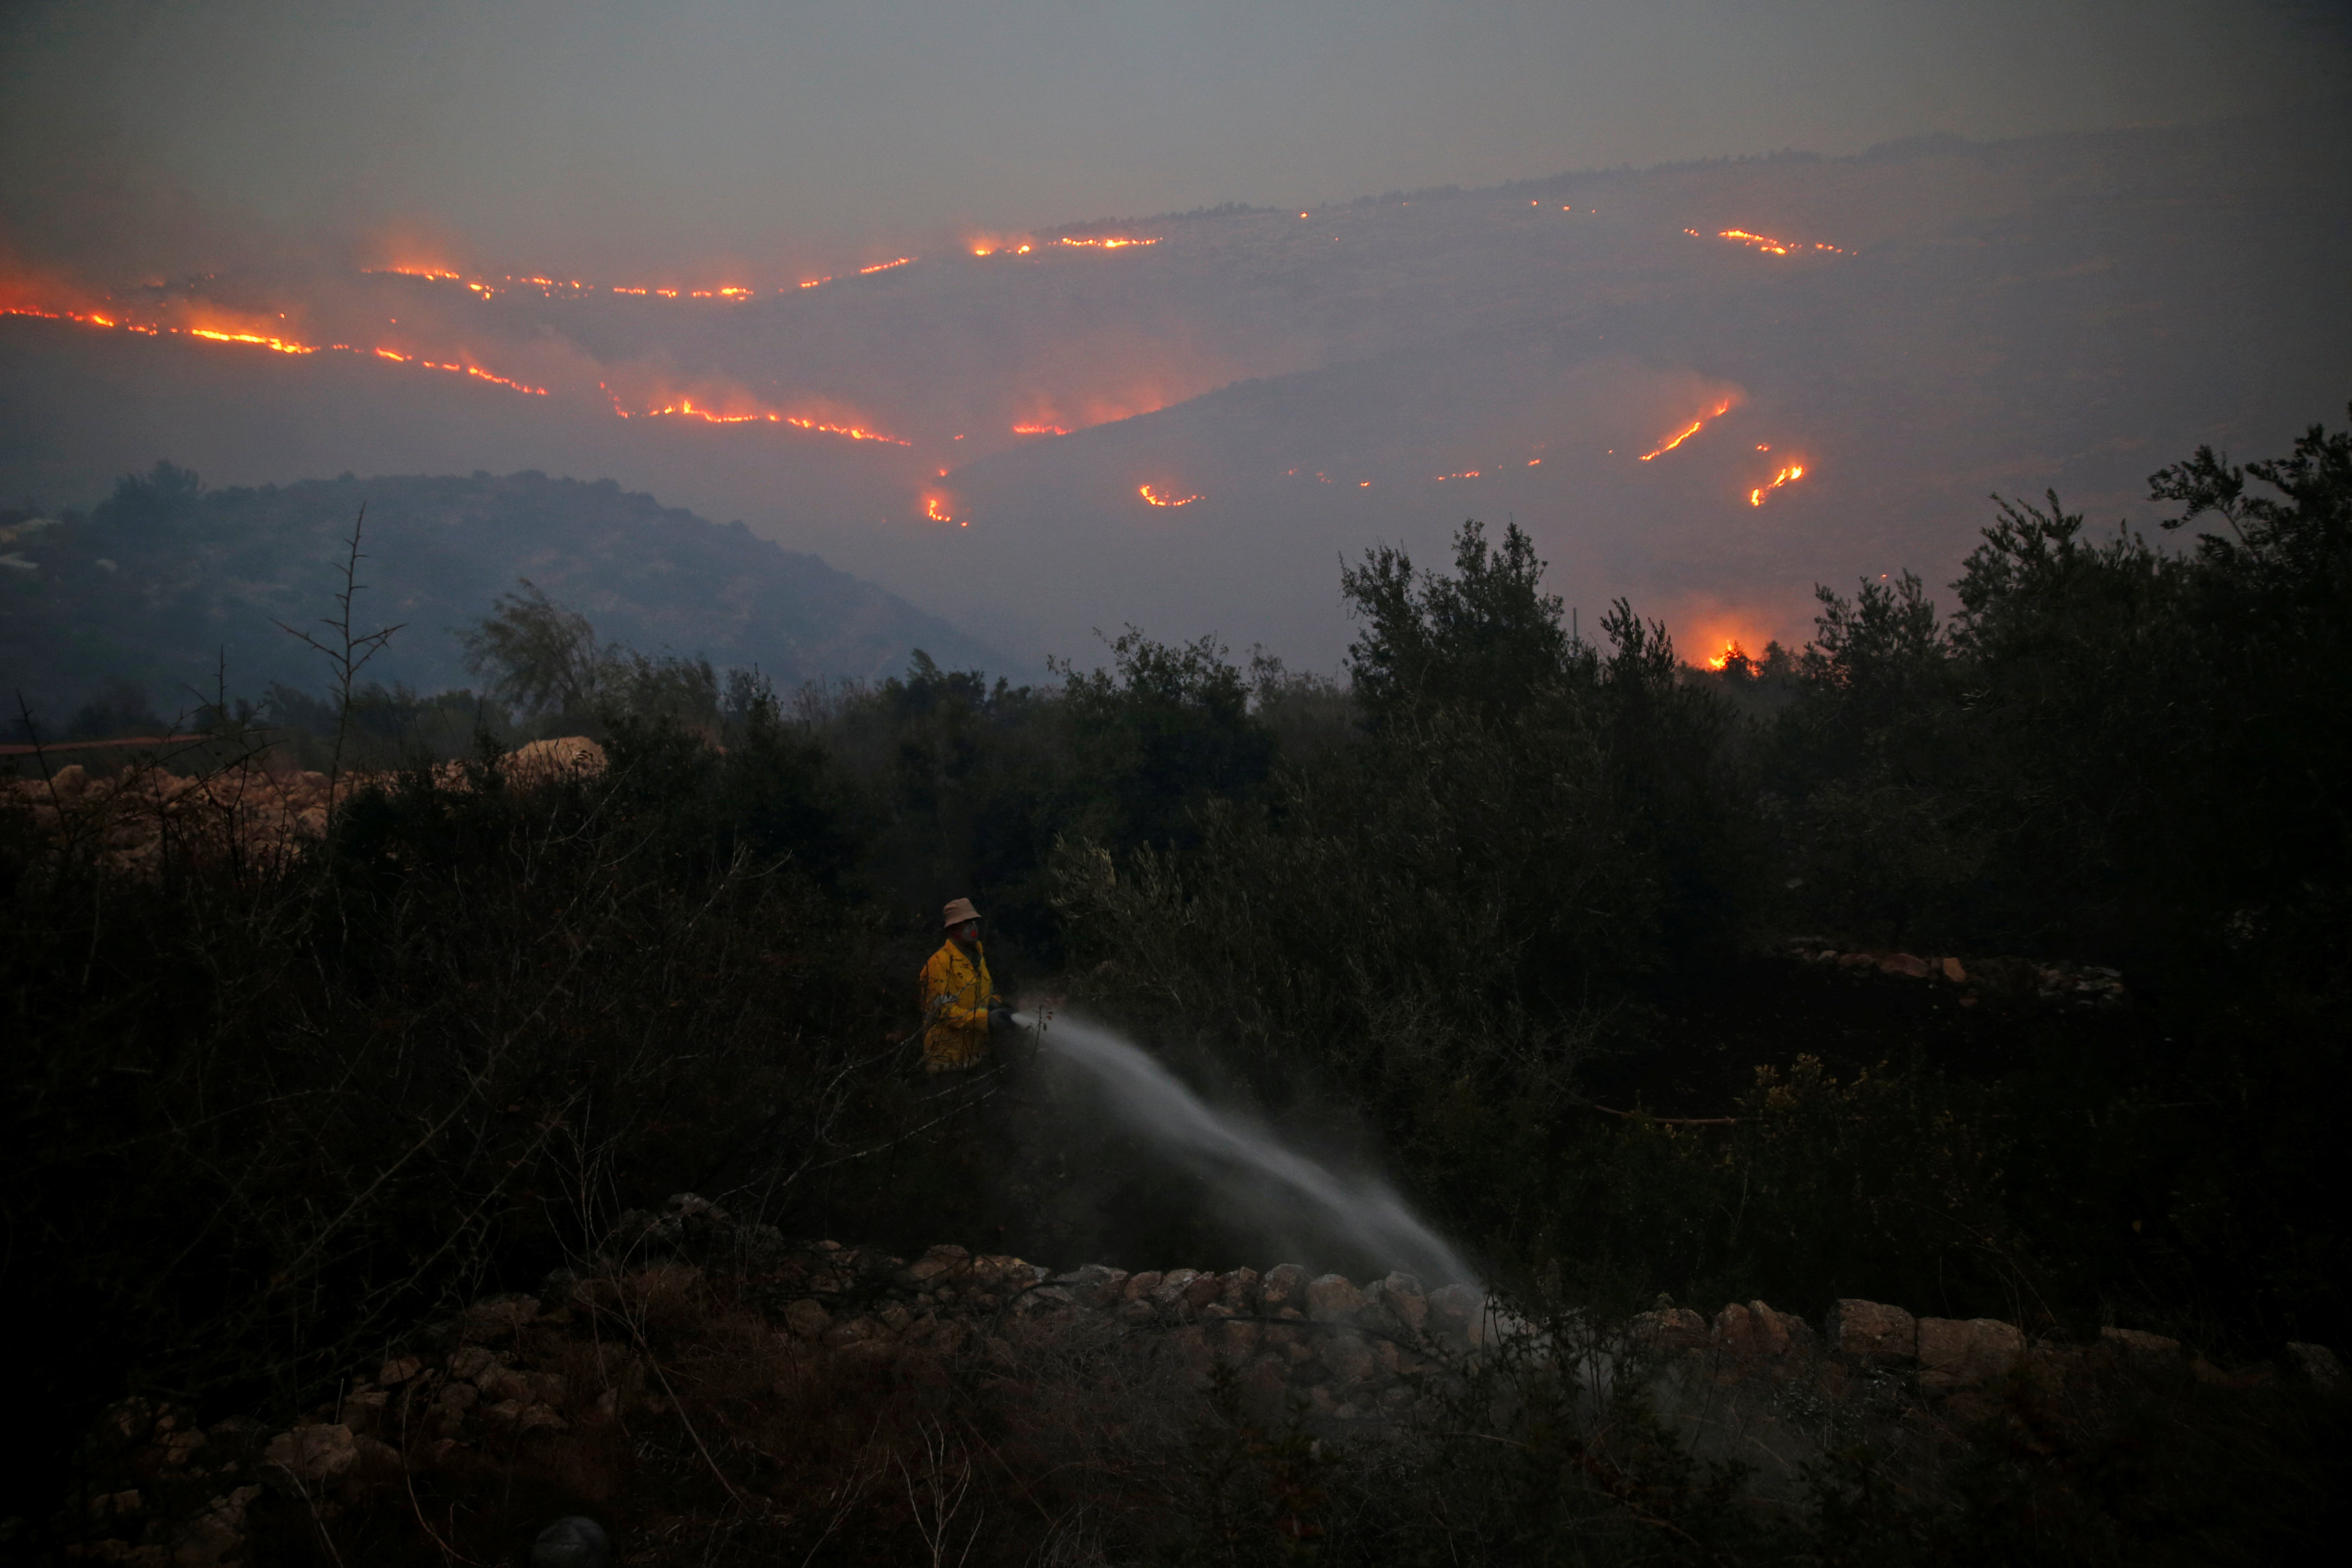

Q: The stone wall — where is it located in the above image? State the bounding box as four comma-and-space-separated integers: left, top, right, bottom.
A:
64, 1192, 2347, 1563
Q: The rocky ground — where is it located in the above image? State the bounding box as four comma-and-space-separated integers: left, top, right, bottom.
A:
59, 1192, 2343, 1565
3, 738, 604, 874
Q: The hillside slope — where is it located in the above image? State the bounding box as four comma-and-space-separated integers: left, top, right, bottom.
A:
0, 469, 1005, 726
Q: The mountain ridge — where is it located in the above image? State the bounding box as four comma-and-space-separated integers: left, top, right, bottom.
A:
0, 468, 1007, 726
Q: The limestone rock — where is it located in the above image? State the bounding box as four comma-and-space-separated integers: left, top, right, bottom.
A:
2283, 1342, 2345, 1392
263, 1423, 355, 1484
1829, 1299, 1917, 1363
1318, 1333, 1377, 1389
909, 1244, 971, 1284
2100, 1325, 2182, 1359
1150, 1269, 1202, 1310
1427, 1283, 1486, 1344
1217, 1267, 1261, 1311
1259, 1264, 1308, 1310
1306, 1274, 1365, 1322
1630, 1307, 1710, 1350
1916, 1317, 2024, 1387
1368, 1272, 1427, 1333
783, 1299, 832, 1341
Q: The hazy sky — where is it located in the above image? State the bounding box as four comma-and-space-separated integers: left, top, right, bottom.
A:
4, 0, 2345, 281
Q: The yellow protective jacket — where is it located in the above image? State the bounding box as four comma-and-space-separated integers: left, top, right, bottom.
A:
919, 939, 999, 1070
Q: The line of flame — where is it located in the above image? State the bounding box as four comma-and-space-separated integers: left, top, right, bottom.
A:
7, 304, 554, 392
1138, 484, 1200, 508
1749, 464, 1806, 505
1639, 399, 1734, 461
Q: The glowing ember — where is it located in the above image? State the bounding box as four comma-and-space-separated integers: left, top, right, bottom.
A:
1139, 484, 1200, 508
798, 277, 832, 289
1718, 229, 1844, 257
1054, 236, 1159, 250
1749, 463, 1806, 505
1435, 470, 1481, 481
858, 257, 914, 275
623, 396, 910, 443
1638, 399, 1734, 462
925, 494, 963, 527
190, 327, 314, 355
1012, 423, 1069, 436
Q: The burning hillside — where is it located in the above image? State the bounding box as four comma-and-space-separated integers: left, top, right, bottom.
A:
2, 112, 2345, 672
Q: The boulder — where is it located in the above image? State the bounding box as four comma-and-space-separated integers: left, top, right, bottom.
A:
1123, 1270, 1164, 1302
1829, 1299, 1917, 1363
1629, 1307, 1710, 1351
2283, 1342, 2345, 1392
909, 1244, 971, 1284
1369, 1272, 1427, 1333
1939, 956, 1967, 983
1180, 1272, 1226, 1313
782, 1299, 832, 1341
1305, 1274, 1366, 1322
1713, 1301, 1805, 1358
1150, 1269, 1202, 1310
1318, 1333, 1377, 1389
1426, 1284, 1486, 1344
1879, 953, 1930, 978
2099, 1325, 2182, 1360
1053, 1264, 1127, 1306
262, 1424, 355, 1485
1916, 1317, 2024, 1387
1259, 1264, 1308, 1311
1217, 1268, 1262, 1311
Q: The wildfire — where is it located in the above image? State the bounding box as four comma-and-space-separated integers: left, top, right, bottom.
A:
798, 277, 831, 289
1704, 640, 1750, 672
858, 258, 914, 275
1717, 230, 1844, 257
365, 265, 464, 281
1054, 236, 1159, 250
1138, 484, 1200, 508
1011, 422, 1069, 436
1749, 464, 1806, 505
189, 327, 314, 355
1639, 399, 1734, 462
620, 396, 909, 443
925, 494, 964, 527
966, 235, 1036, 257
7, 292, 555, 395
1435, 470, 1481, 481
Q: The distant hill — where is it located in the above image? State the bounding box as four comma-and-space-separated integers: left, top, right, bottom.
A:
0, 468, 1006, 729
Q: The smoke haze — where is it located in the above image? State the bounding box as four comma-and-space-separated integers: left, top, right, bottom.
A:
3, 3, 2349, 681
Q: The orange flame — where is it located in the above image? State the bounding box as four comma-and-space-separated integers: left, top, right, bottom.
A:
1639, 399, 1733, 461
858, 257, 913, 275
625, 395, 910, 444
1139, 484, 1200, 508
1435, 470, 1481, 481
798, 277, 831, 290
925, 493, 964, 527
1704, 640, 1750, 672
1054, 236, 1159, 250
1012, 422, 1068, 436
1718, 230, 1844, 257
1749, 464, 1806, 505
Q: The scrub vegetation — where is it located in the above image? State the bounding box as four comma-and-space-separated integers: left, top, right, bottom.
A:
7, 413, 2350, 1559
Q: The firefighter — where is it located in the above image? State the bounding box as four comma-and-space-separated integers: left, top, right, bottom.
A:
919, 897, 1011, 1072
